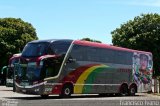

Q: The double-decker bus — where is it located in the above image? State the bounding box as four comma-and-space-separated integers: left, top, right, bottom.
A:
14, 39, 153, 98
1, 53, 21, 87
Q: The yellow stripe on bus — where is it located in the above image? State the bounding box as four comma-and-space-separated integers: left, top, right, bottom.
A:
74, 64, 108, 94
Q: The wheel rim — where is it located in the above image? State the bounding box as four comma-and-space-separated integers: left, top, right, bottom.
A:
64, 88, 70, 95
130, 87, 135, 94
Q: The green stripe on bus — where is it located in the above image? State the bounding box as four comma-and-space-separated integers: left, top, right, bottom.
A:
82, 67, 108, 93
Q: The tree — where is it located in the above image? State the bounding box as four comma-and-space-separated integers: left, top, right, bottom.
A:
0, 18, 38, 69
81, 37, 102, 43
111, 13, 160, 77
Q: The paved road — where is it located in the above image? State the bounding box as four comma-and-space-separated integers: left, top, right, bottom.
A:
0, 86, 160, 106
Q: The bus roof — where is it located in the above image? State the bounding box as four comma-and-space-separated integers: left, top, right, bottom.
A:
27, 39, 151, 54
29, 39, 73, 43
73, 40, 152, 55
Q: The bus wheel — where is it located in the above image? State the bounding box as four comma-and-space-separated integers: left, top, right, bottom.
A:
129, 86, 136, 96
60, 84, 73, 98
41, 94, 49, 98
120, 85, 128, 96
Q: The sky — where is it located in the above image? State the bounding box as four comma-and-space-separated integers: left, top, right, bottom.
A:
0, 0, 160, 44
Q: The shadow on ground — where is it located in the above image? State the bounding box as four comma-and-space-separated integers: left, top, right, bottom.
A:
5, 94, 142, 100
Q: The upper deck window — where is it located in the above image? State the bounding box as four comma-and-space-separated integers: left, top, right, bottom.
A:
48, 41, 71, 55
22, 42, 49, 57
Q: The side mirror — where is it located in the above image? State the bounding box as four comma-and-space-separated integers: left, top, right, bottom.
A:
1, 66, 8, 74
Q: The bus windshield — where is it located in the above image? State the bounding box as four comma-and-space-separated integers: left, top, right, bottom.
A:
22, 43, 49, 57
16, 62, 42, 82
16, 57, 62, 83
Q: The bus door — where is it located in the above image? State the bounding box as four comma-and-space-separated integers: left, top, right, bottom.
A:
42, 57, 62, 79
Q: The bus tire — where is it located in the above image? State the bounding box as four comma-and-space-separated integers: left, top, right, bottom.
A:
129, 85, 137, 96
120, 84, 128, 96
60, 84, 73, 98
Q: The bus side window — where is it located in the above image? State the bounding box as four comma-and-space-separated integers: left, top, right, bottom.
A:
44, 58, 62, 78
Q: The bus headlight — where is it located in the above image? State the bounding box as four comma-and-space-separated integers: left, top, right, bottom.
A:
34, 88, 39, 92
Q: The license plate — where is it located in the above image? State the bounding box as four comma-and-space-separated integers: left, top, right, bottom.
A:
22, 89, 26, 93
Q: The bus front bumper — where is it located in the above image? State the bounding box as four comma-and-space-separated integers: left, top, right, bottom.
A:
15, 82, 46, 95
